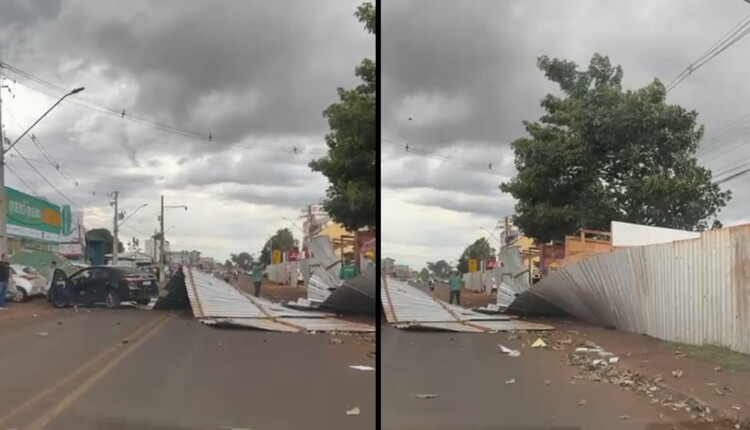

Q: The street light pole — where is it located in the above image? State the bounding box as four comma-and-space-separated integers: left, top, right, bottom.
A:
159, 197, 187, 279
0, 85, 84, 254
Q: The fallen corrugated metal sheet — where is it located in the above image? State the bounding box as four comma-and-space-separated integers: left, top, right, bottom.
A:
521, 224, 750, 354
320, 266, 376, 314
184, 268, 374, 332
381, 276, 552, 332
494, 247, 568, 316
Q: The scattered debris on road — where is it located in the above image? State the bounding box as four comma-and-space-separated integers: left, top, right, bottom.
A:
37, 331, 49, 337
578, 399, 587, 406
413, 393, 437, 399
330, 337, 344, 345
345, 406, 360, 416
505, 378, 516, 385
498, 344, 521, 357
531, 338, 547, 348
349, 365, 374, 371
672, 369, 683, 378
544, 379, 551, 385
619, 414, 630, 420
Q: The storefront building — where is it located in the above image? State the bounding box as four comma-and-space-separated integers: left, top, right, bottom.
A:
6, 187, 62, 254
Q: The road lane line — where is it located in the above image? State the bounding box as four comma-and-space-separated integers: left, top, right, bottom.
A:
25, 314, 171, 430
0, 314, 166, 428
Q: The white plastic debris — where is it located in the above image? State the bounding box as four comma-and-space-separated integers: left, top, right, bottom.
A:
350, 365, 375, 371
499, 344, 521, 357
414, 393, 437, 399
346, 406, 360, 416
37, 332, 49, 338
531, 338, 547, 348
592, 359, 607, 366
597, 351, 614, 357
575, 347, 589, 352
505, 378, 516, 384
609, 357, 619, 364
488, 304, 499, 312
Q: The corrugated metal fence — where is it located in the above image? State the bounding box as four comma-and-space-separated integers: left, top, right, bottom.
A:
265, 262, 301, 285
528, 225, 750, 354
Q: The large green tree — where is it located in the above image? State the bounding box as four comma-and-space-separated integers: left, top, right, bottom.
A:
259, 228, 297, 265
426, 260, 452, 279
457, 238, 495, 275
309, 2, 375, 231
500, 54, 731, 243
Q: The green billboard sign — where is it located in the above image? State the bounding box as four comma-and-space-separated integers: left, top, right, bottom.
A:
6, 187, 62, 242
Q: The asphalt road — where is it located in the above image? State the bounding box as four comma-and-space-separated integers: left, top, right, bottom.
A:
0, 307, 375, 430
381, 325, 735, 430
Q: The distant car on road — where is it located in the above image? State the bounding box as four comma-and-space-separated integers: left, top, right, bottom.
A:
48, 266, 158, 309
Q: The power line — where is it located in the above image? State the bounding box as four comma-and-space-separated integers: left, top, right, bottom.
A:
382, 138, 504, 174
5, 163, 47, 200
666, 13, 750, 92
10, 147, 83, 209
0, 62, 320, 156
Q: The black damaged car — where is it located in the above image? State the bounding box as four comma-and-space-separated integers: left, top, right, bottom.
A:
49, 266, 158, 308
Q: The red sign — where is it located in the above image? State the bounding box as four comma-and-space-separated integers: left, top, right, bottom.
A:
289, 250, 300, 261
486, 259, 497, 269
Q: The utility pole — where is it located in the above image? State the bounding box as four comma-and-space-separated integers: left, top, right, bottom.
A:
0, 77, 6, 255
504, 216, 511, 250
111, 191, 119, 265
0, 81, 83, 256
159, 195, 164, 279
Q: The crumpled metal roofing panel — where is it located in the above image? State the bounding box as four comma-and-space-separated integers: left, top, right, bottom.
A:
380, 277, 455, 323
280, 317, 375, 332
186, 269, 266, 318
381, 276, 550, 332
321, 266, 376, 314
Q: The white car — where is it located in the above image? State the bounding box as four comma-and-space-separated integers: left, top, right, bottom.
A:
9, 265, 45, 301
12, 265, 48, 294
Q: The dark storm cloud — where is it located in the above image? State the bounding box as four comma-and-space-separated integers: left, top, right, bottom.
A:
382, 0, 750, 221
0, 0, 370, 217
3, 0, 371, 142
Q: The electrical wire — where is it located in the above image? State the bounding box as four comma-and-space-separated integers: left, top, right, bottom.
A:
666, 13, 750, 92
10, 147, 83, 208
382, 138, 504, 174
5, 163, 47, 200
0, 62, 317, 156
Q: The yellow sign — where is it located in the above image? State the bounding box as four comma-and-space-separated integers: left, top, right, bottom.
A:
272, 250, 282, 264
468, 259, 478, 273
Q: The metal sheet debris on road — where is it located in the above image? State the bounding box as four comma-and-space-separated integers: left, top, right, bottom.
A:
380, 276, 553, 332
183, 268, 374, 333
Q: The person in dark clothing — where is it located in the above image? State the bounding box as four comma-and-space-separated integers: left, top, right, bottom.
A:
0, 253, 10, 307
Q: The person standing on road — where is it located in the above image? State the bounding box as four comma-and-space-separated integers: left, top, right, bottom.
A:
0, 254, 9, 308
428, 277, 435, 292
251, 263, 263, 297
448, 270, 462, 305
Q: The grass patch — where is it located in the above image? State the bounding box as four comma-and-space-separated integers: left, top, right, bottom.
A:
668, 342, 750, 373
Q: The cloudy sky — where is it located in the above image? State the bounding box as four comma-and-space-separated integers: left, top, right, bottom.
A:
382, 0, 750, 270
0, 0, 373, 261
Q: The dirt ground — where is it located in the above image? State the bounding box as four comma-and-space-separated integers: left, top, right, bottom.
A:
510, 318, 750, 427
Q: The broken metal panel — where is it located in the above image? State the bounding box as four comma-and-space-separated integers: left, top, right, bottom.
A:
409, 322, 487, 333
280, 317, 375, 332
185, 269, 265, 319
320, 266, 376, 314
469, 319, 554, 331
380, 277, 455, 323
308, 236, 343, 286
208, 318, 302, 332
521, 225, 750, 354
307, 267, 335, 303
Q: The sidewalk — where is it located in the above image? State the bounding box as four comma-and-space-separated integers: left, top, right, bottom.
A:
519, 319, 750, 426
